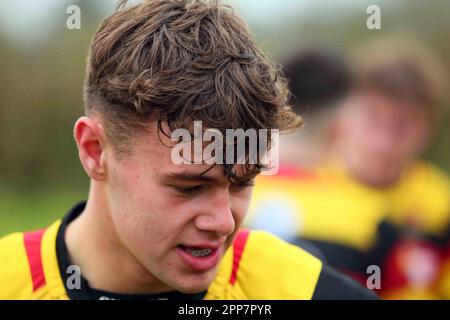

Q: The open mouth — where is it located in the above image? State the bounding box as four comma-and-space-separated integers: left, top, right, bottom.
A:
176, 244, 221, 272
178, 245, 215, 257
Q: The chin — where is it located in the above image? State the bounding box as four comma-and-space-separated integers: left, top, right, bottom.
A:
174, 270, 216, 294
361, 170, 399, 188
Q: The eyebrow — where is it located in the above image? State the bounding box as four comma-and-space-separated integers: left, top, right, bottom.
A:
162, 172, 219, 183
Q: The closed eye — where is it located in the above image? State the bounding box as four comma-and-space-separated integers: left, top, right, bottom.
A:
172, 185, 204, 196
229, 181, 254, 192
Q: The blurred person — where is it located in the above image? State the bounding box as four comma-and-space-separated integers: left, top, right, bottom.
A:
279, 49, 351, 169
327, 36, 450, 299
246, 49, 353, 258
247, 35, 450, 299
0, 0, 376, 300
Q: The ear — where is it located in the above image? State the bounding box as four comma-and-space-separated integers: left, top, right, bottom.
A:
74, 116, 107, 181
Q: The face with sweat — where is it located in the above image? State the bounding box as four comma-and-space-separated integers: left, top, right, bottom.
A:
101, 120, 254, 294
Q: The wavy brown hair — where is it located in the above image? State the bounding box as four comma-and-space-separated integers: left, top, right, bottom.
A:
84, 0, 301, 182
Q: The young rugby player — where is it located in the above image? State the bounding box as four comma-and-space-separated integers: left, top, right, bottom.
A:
0, 0, 376, 300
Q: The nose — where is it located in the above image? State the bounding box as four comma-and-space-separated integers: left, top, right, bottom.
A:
370, 131, 395, 151
194, 190, 235, 237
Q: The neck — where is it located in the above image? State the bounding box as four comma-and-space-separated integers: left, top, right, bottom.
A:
65, 182, 172, 294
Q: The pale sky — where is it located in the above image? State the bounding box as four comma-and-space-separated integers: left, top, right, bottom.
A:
0, 0, 377, 47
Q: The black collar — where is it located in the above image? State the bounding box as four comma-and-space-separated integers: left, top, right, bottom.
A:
55, 202, 206, 300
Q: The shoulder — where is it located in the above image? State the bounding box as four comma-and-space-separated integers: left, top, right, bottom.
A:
211, 230, 317, 299
244, 229, 321, 268
0, 231, 27, 260
0, 231, 34, 299
244, 230, 378, 300
403, 161, 449, 196
0, 221, 67, 300
393, 162, 450, 234
210, 229, 377, 300
209, 230, 322, 299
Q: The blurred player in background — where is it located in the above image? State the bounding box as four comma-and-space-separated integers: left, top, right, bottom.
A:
247, 36, 450, 299
278, 49, 351, 169
247, 49, 352, 250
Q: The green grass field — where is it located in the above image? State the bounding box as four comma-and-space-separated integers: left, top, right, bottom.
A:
0, 187, 86, 237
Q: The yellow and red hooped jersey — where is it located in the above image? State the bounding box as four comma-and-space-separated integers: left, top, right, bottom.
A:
0, 202, 376, 300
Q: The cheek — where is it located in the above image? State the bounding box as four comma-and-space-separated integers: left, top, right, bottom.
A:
108, 163, 183, 252
340, 116, 368, 146
109, 163, 147, 221
405, 122, 429, 154
232, 189, 254, 226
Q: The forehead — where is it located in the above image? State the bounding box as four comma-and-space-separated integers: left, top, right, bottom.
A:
127, 121, 249, 183
349, 89, 424, 116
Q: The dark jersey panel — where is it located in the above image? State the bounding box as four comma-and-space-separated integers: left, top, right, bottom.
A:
297, 220, 400, 275
312, 264, 379, 300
